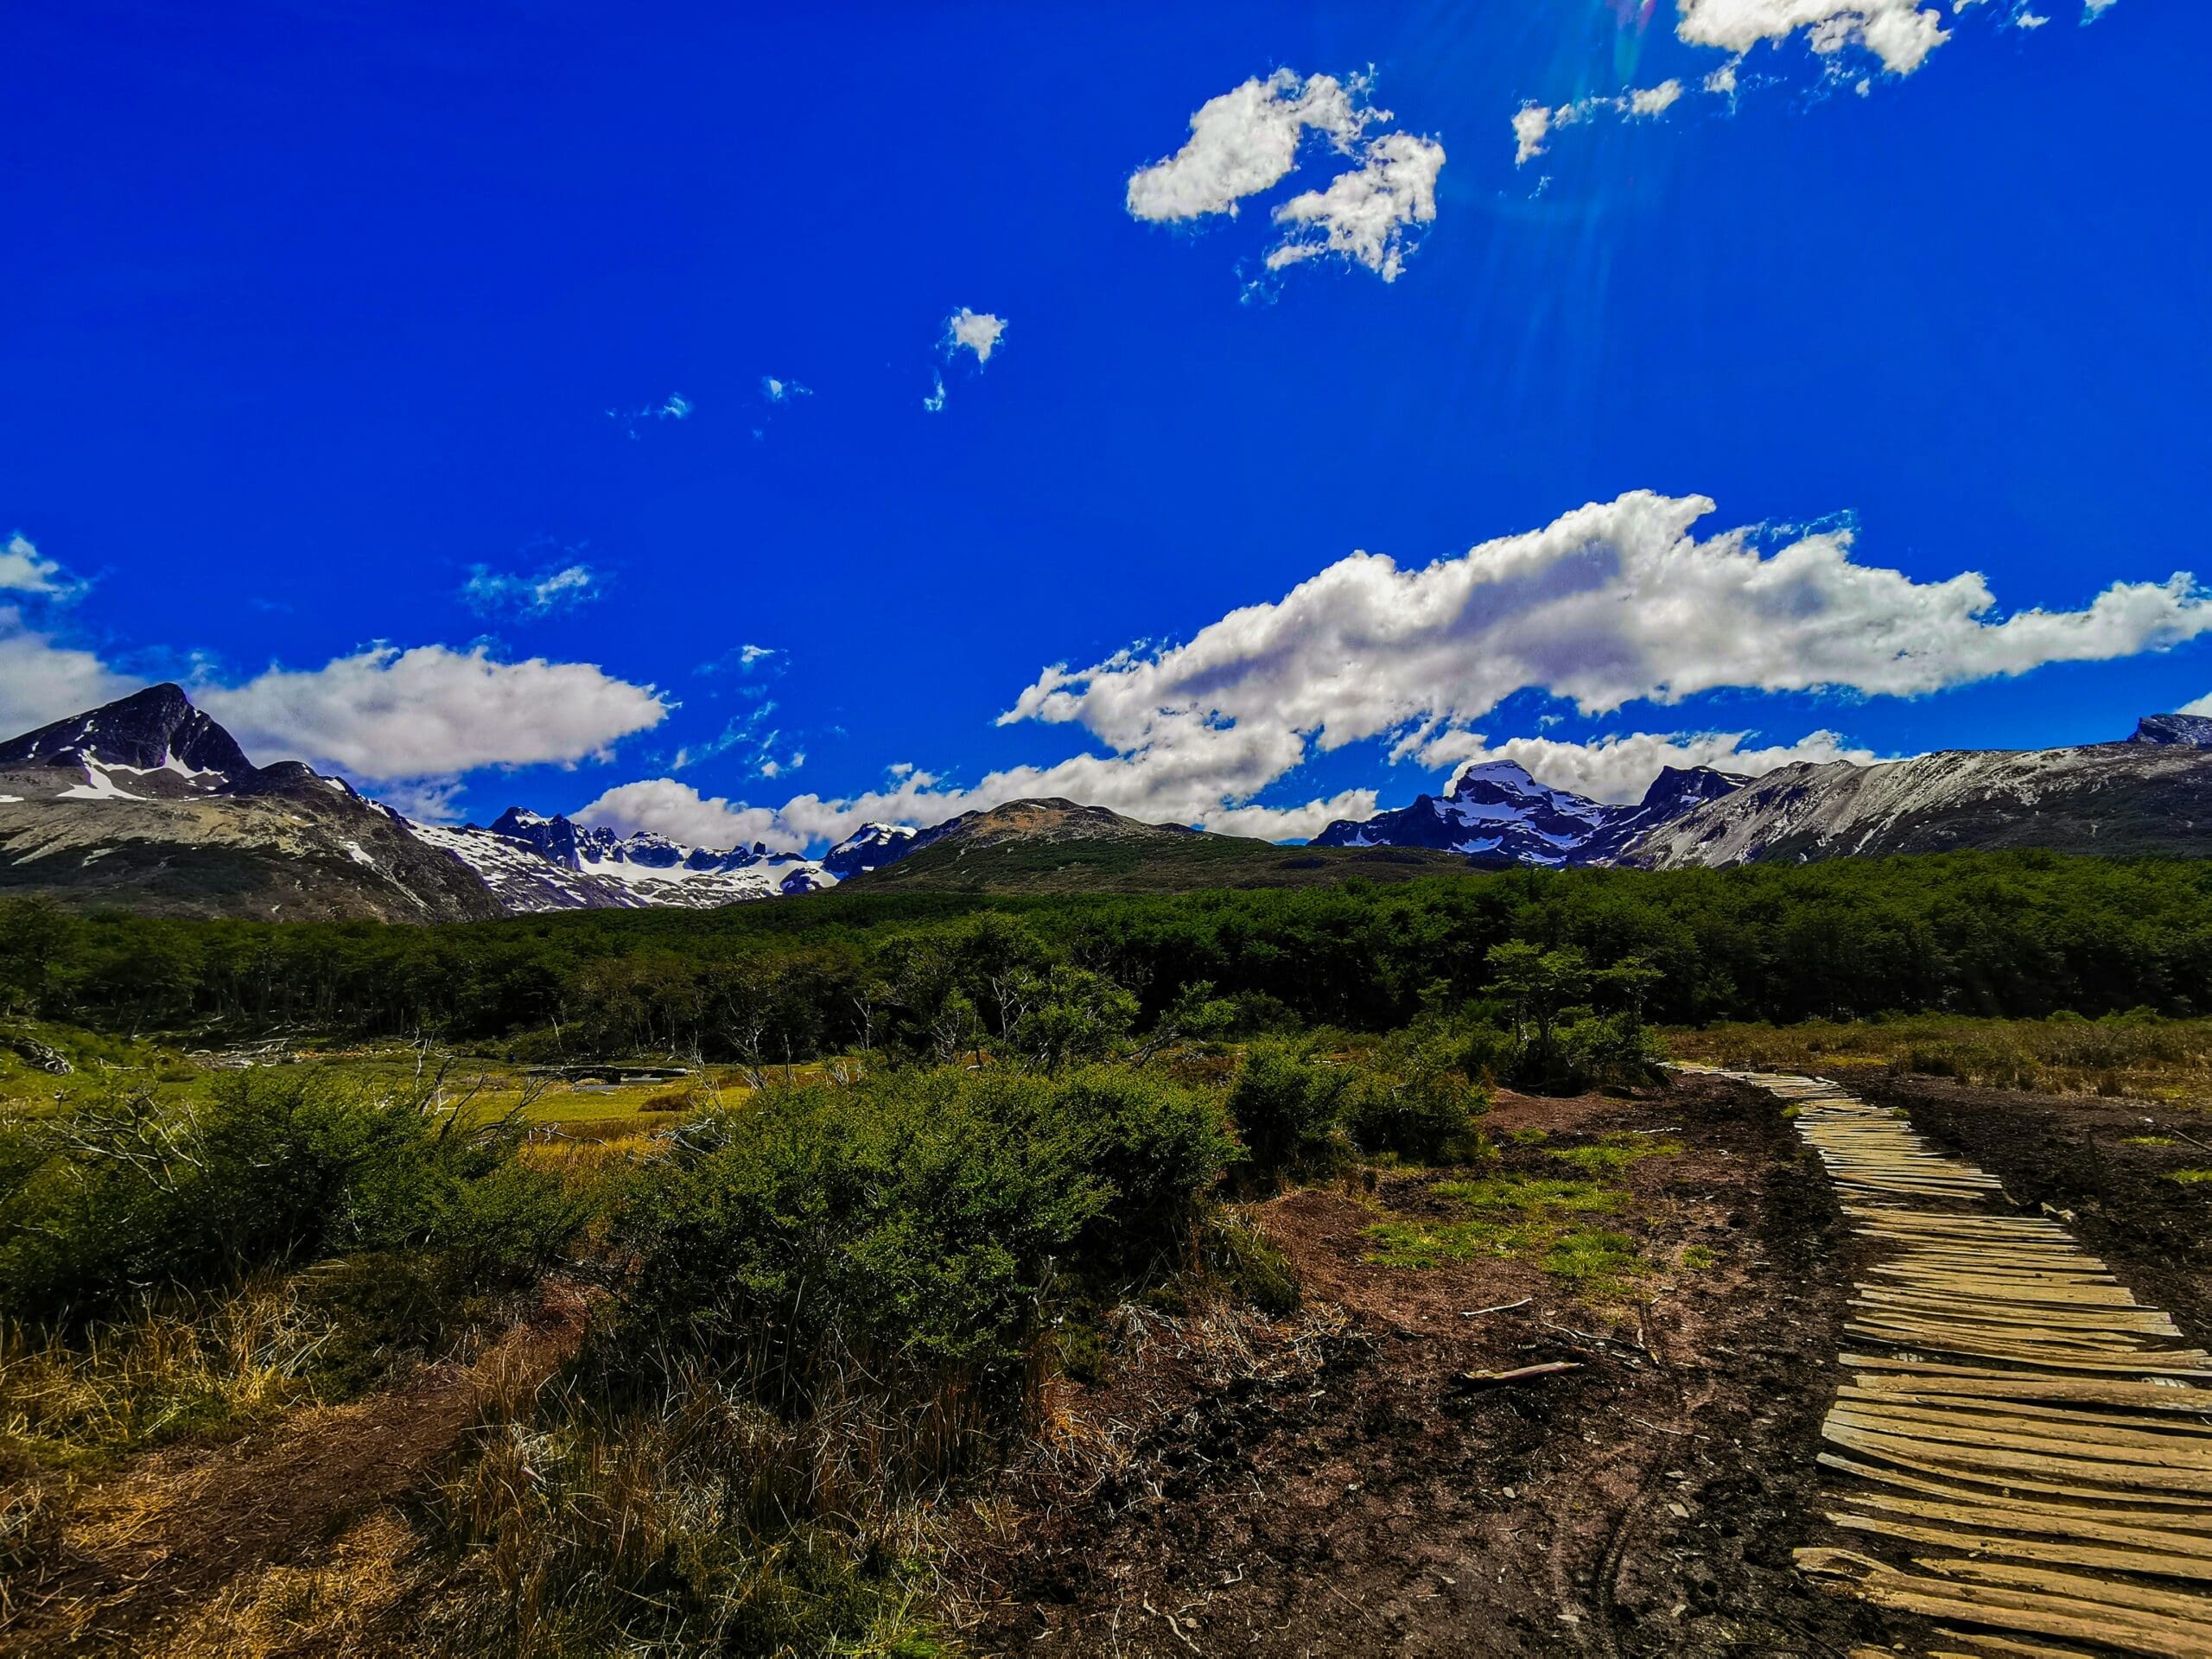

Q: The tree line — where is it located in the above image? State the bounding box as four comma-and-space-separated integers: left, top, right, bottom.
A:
4, 851, 2209, 1056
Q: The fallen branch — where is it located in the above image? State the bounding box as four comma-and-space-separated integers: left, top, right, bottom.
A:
1460, 1361, 1583, 1387
1461, 1299, 1532, 1319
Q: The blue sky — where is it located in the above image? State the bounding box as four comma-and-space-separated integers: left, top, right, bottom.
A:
4, 0, 2207, 847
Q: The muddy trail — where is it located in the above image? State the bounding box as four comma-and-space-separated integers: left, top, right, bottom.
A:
2, 1282, 590, 1656
957, 1075, 1912, 1657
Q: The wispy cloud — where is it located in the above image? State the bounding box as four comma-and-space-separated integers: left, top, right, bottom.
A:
607, 392, 694, 439
1512, 79, 1684, 167
0, 533, 82, 598
460, 560, 602, 621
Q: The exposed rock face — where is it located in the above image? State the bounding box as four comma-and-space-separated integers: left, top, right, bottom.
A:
418, 809, 834, 912
1618, 738, 2212, 868
0, 688, 505, 922
1311, 760, 1746, 868
2132, 712, 2212, 750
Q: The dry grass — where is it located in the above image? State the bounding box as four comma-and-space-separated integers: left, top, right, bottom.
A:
1668, 1014, 2212, 1110
0, 1277, 334, 1472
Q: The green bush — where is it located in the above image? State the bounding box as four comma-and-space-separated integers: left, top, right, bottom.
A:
1339, 1049, 1489, 1164
607, 1065, 1232, 1419
1223, 1045, 1349, 1185
0, 1069, 588, 1327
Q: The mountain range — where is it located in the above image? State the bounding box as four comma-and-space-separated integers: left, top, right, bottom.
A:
3, 685, 2209, 920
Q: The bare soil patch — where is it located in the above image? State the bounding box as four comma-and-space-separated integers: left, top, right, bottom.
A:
3, 1282, 591, 1656
956, 1077, 1903, 1656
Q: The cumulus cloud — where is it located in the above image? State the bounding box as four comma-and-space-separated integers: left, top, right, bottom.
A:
2181, 690, 2212, 717
1264, 130, 1446, 282
460, 562, 601, 620
198, 643, 668, 779
576, 778, 798, 851
1130, 70, 1445, 285
1513, 81, 1687, 166
1003, 493, 2212, 760
0, 607, 133, 734
578, 492, 2210, 853
1125, 70, 1371, 222
0, 534, 78, 597
1409, 726, 1884, 803
1512, 105, 1554, 166
760, 376, 811, 404
943, 308, 1007, 365
1675, 0, 1952, 75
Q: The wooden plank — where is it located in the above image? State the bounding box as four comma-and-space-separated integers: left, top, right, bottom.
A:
1836, 1489, 2212, 1556
1840, 1358, 2212, 1408
1819, 1452, 2212, 1527
1835, 1387, 2212, 1442
1914, 1557, 2212, 1624
1826, 1408, 2212, 1472
1827, 1510, 2212, 1583
1821, 1422, 2212, 1497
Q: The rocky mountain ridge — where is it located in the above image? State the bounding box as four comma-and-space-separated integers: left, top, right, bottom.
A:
8, 686, 2212, 919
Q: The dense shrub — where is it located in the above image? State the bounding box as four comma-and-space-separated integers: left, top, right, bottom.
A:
607, 1065, 1233, 1421
1223, 1045, 1350, 1184
0, 1070, 588, 1326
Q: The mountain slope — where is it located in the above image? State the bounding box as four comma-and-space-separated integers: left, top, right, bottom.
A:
1623, 722, 2212, 868
843, 798, 1476, 894
422, 809, 835, 912
0, 686, 504, 922
1310, 760, 1746, 868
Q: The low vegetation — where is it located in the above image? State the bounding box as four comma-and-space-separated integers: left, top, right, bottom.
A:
8, 854, 2209, 1649
1671, 1009, 2212, 1109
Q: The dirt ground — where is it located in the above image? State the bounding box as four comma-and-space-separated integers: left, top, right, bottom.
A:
954, 1076, 1916, 1658
2, 1283, 591, 1658
18, 1072, 2204, 1657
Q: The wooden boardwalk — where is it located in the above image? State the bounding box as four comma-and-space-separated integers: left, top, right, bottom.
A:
1707, 1071, 2212, 1659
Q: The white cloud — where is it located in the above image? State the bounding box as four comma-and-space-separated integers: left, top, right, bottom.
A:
922, 372, 947, 414
579, 492, 2212, 853
1513, 81, 1690, 166
0, 606, 133, 735
760, 376, 811, 404
943, 308, 1007, 365
0, 534, 77, 597
199, 643, 668, 779
460, 562, 601, 620
1409, 726, 1884, 803
2082, 0, 2120, 16
1512, 104, 1553, 166
576, 778, 798, 851
1004, 493, 2212, 762
1704, 59, 1743, 94
1125, 69, 1371, 222
607, 393, 693, 437
2181, 691, 2212, 716
1132, 70, 1445, 285
1675, 0, 1951, 76
1265, 131, 1446, 282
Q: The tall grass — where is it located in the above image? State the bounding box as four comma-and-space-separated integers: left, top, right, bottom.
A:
1670, 1013, 2212, 1105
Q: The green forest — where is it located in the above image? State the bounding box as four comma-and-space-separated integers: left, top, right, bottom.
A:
6, 853, 2209, 1058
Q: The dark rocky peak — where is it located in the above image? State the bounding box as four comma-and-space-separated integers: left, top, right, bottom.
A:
0, 683, 255, 779
226, 760, 356, 800
486, 807, 584, 865
1637, 765, 1751, 812
2131, 713, 2212, 750
1446, 760, 1547, 804
823, 822, 925, 880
